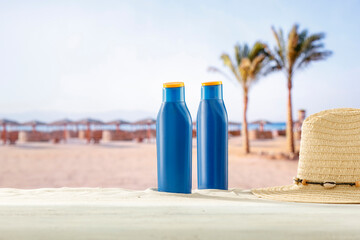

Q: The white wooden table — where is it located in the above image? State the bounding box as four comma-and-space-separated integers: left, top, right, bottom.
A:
0, 188, 359, 240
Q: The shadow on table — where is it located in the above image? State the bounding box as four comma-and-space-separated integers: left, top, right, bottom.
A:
147, 188, 266, 203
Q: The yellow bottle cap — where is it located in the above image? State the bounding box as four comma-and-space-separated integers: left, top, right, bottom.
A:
202, 81, 222, 86
163, 82, 185, 88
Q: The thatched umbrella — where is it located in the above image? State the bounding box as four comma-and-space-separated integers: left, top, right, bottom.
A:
0, 119, 19, 144
50, 119, 74, 125
228, 121, 241, 132
132, 118, 156, 141
0, 119, 19, 125
76, 118, 104, 143
228, 121, 241, 127
22, 120, 47, 133
132, 118, 156, 125
107, 119, 130, 132
49, 119, 74, 142
250, 120, 272, 132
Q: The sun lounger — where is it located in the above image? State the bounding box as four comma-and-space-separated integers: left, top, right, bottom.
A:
249, 129, 273, 140
91, 130, 102, 144
8, 131, 18, 145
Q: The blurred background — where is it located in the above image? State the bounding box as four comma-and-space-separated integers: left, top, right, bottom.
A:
0, 0, 359, 189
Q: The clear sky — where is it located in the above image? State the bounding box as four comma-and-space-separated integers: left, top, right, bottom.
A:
1, 0, 359, 122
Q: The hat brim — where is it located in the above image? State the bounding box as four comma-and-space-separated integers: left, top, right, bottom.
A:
252, 184, 360, 204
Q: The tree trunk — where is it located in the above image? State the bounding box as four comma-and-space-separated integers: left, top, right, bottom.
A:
242, 89, 250, 154
2, 123, 6, 145
86, 123, 91, 144
63, 123, 67, 143
286, 74, 295, 153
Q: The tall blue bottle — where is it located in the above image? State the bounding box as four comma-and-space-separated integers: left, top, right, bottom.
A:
197, 81, 228, 190
157, 82, 192, 194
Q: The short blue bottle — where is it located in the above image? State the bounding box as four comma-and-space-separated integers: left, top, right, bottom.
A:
197, 81, 228, 190
157, 82, 192, 194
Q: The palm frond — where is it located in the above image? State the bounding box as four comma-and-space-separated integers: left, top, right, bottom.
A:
248, 42, 265, 61
296, 50, 332, 68
297, 29, 308, 50
271, 26, 285, 64
239, 58, 251, 83
234, 45, 242, 66
263, 65, 282, 75
300, 33, 325, 54
295, 32, 332, 69
261, 42, 283, 75
287, 24, 299, 68
242, 44, 249, 59
250, 54, 266, 78
211, 42, 273, 90
220, 53, 240, 81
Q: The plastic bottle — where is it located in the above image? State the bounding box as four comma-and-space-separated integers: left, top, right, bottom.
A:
157, 82, 192, 194
197, 81, 228, 190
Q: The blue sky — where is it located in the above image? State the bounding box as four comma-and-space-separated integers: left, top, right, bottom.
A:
0, 0, 359, 122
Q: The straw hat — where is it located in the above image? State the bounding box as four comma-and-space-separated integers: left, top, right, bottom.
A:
252, 108, 360, 204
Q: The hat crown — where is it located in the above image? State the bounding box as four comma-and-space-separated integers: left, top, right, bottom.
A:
297, 108, 360, 183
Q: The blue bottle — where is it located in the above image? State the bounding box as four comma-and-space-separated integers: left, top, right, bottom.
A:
197, 81, 228, 190
157, 82, 192, 194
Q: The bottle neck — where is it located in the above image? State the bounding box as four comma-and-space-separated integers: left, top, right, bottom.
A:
163, 86, 185, 102
201, 84, 223, 100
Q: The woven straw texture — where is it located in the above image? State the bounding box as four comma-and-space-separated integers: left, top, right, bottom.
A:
252, 108, 360, 203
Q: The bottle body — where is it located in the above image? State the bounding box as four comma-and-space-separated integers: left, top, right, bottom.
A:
157, 83, 192, 194
197, 83, 228, 190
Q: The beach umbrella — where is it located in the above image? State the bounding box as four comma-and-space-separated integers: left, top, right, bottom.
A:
22, 120, 47, 125
228, 121, 242, 126
250, 120, 272, 125
49, 119, 74, 143
107, 120, 130, 125
76, 118, 104, 143
250, 120, 272, 132
0, 119, 20, 126
107, 119, 130, 132
76, 118, 104, 125
49, 118, 74, 126
22, 120, 47, 133
228, 121, 241, 132
131, 118, 156, 125
0, 119, 19, 144
132, 118, 156, 141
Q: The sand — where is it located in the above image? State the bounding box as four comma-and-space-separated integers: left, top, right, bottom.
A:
0, 136, 298, 189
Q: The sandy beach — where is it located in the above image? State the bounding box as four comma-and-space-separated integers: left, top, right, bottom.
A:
0, 136, 299, 189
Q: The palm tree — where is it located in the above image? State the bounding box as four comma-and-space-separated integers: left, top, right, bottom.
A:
266, 24, 332, 153
209, 42, 269, 154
